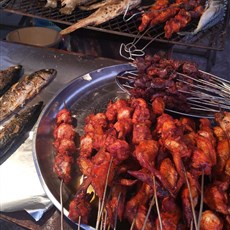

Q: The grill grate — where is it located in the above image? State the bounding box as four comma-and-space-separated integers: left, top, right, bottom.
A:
2, 0, 230, 50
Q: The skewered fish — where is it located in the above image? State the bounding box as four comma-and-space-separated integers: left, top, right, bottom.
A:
0, 101, 43, 157
60, 0, 141, 35
0, 68, 56, 122
0, 65, 23, 96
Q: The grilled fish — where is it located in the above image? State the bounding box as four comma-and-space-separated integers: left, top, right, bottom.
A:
60, 0, 141, 35
0, 101, 43, 156
0, 68, 56, 122
0, 65, 23, 96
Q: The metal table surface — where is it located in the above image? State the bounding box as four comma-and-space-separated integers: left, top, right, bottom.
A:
0, 40, 124, 229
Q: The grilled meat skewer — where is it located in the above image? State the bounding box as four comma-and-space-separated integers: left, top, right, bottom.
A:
53, 108, 78, 184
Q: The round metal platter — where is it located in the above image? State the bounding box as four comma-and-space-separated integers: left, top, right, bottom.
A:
32, 63, 135, 230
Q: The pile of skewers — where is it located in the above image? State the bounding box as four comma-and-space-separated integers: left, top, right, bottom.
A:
52, 95, 230, 229
116, 53, 230, 117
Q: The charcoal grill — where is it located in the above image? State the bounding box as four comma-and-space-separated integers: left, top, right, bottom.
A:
2, 0, 229, 51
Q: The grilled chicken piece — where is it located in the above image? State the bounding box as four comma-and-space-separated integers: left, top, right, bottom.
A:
53, 153, 74, 184
213, 126, 230, 175
138, 0, 169, 32
132, 123, 152, 145
225, 159, 230, 176
90, 149, 115, 199
150, 3, 181, 27
164, 3, 204, 39
159, 158, 178, 188
133, 139, 159, 169
105, 185, 127, 226
131, 98, 152, 125
215, 112, 230, 140
106, 98, 132, 122
60, 0, 141, 35
204, 180, 230, 215
191, 118, 217, 175
181, 172, 199, 226
114, 118, 133, 139
200, 210, 223, 230
55, 108, 73, 125
125, 183, 154, 230
156, 197, 182, 229
68, 177, 93, 224
151, 96, 165, 115
164, 9, 192, 39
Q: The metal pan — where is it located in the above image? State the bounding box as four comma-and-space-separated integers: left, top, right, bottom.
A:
32, 63, 135, 229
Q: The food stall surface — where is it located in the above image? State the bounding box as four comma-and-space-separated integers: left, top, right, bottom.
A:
0, 21, 230, 229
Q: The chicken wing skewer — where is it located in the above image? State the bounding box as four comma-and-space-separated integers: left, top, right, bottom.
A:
53, 108, 78, 229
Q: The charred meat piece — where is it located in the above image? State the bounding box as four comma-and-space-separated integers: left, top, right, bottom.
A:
204, 180, 230, 215
200, 210, 223, 230
138, 0, 169, 32
53, 108, 77, 184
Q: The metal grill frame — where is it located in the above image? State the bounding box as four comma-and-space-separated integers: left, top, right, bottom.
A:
2, 0, 230, 51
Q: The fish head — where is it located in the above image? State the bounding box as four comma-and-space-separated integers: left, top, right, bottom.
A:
44, 68, 57, 76
39, 68, 57, 80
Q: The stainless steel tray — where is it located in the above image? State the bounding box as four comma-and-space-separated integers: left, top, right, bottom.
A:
32, 63, 134, 229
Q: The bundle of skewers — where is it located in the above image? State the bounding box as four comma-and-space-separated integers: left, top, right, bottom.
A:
52, 94, 230, 229
116, 53, 230, 117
